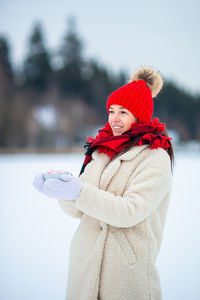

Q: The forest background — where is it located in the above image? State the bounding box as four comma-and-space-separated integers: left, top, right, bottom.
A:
0, 17, 200, 152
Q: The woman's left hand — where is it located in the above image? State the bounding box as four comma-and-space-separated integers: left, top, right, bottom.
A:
33, 173, 82, 200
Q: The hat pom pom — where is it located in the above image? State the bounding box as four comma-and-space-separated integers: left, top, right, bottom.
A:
130, 67, 163, 98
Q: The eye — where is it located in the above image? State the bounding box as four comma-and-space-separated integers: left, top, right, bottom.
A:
121, 111, 127, 114
109, 110, 114, 114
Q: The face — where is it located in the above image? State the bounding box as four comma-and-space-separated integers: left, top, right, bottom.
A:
108, 105, 137, 136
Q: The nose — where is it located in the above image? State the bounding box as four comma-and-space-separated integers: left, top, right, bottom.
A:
112, 113, 120, 122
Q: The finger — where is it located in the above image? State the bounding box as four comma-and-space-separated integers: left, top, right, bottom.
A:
60, 174, 73, 182
43, 178, 64, 195
33, 173, 45, 191
43, 178, 61, 189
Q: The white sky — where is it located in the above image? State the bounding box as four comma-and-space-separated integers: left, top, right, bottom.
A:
0, 0, 200, 93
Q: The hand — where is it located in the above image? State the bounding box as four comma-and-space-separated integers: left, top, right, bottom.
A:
33, 173, 82, 200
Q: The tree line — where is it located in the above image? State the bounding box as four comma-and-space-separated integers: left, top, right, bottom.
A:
0, 17, 199, 151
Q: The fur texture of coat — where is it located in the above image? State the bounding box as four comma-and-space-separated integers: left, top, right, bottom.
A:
58, 145, 172, 300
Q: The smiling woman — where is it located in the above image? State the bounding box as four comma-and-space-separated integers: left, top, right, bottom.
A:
108, 105, 137, 136
33, 66, 174, 300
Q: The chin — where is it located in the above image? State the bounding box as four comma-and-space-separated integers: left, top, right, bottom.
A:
113, 131, 123, 136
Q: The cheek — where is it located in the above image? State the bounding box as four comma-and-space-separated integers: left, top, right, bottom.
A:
124, 116, 135, 129
129, 115, 137, 124
126, 116, 133, 126
108, 114, 111, 123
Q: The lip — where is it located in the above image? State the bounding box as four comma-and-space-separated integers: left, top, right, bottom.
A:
112, 125, 123, 128
112, 126, 123, 132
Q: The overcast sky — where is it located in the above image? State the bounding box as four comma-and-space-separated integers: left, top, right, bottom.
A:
0, 0, 200, 93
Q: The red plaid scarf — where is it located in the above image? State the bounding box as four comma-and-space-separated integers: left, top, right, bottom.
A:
80, 117, 172, 175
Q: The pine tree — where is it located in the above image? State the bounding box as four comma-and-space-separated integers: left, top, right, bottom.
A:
23, 22, 52, 91
57, 17, 85, 95
0, 36, 14, 90
154, 81, 199, 140
0, 36, 14, 147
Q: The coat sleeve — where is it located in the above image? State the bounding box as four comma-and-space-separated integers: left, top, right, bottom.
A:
74, 155, 172, 227
57, 199, 83, 219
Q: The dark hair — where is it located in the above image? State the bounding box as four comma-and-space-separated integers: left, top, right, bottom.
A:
112, 127, 175, 172
162, 128, 175, 172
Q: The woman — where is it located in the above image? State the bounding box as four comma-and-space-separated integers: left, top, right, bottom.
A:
33, 67, 174, 300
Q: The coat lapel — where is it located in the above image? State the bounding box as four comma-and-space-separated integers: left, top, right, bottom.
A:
99, 145, 148, 190
80, 150, 110, 187
117, 144, 148, 161
99, 158, 121, 190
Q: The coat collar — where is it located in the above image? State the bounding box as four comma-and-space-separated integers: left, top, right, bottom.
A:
92, 144, 148, 162
114, 144, 148, 161
93, 145, 148, 191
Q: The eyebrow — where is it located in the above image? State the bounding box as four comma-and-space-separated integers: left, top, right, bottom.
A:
109, 106, 126, 110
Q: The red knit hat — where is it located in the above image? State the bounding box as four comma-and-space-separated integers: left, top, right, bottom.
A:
106, 67, 163, 121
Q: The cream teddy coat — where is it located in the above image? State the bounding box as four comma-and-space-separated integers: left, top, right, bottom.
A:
58, 144, 172, 300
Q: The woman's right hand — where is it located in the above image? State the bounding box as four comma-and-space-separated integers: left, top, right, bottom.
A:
33, 172, 82, 201
33, 170, 72, 193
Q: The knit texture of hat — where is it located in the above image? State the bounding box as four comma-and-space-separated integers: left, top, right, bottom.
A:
106, 67, 163, 121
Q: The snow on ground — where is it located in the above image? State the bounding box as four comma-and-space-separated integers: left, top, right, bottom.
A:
0, 151, 200, 300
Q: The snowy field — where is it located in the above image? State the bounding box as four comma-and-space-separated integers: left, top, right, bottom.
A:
0, 150, 200, 300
